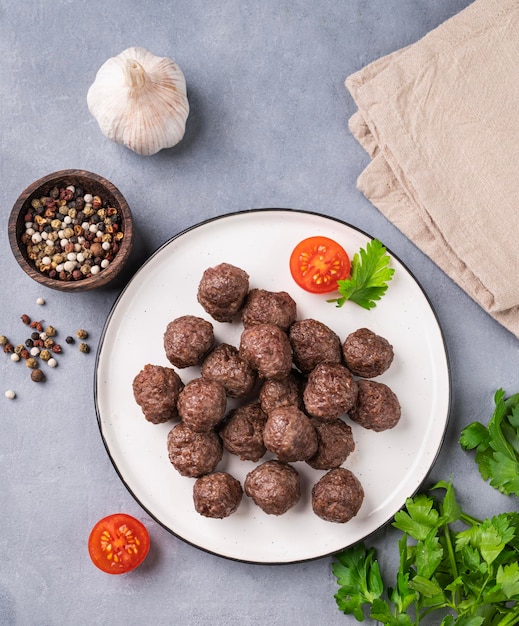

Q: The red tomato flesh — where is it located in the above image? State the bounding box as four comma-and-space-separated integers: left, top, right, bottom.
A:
88, 513, 150, 574
289, 236, 351, 294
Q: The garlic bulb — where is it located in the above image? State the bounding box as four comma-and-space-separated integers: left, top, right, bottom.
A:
87, 47, 189, 156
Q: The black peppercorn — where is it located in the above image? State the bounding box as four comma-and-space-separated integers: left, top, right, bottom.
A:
31, 369, 45, 383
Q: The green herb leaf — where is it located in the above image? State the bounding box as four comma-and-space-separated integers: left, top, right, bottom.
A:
393, 494, 440, 540
333, 481, 519, 625
332, 543, 383, 621
496, 561, 519, 599
460, 389, 519, 496
328, 238, 395, 310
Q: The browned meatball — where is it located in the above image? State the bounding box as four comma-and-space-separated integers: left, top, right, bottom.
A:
303, 362, 358, 420
197, 263, 249, 322
263, 405, 318, 462
193, 472, 243, 518
259, 369, 305, 413
164, 315, 214, 368
177, 377, 227, 432
311, 468, 364, 523
219, 402, 268, 462
289, 319, 342, 374
241, 288, 297, 331
239, 323, 293, 380
201, 343, 257, 398
342, 328, 394, 378
167, 422, 223, 477
244, 460, 300, 515
132, 364, 184, 424
349, 379, 401, 432
307, 418, 355, 470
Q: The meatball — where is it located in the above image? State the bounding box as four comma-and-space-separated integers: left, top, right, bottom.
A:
163, 315, 214, 368
193, 472, 243, 518
197, 262, 249, 323
244, 460, 300, 515
239, 323, 293, 380
177, 377, 227, 432
303, 362, 358, 420
289, 319, 342, 374
307, 418, 355, 470
348, 379, 401, 432
241, 288, 297, 331
132, 364, 183, 424
219, 402, 268, 462
259, 369, 305, 414
201, 343, 257, 398
342, 327, 394, 378
263, 405, 318, 462
311, 468, 364, 523
167, 422, 223, 477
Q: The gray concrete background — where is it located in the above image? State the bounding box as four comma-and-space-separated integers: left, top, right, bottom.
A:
2, 1, 518, 625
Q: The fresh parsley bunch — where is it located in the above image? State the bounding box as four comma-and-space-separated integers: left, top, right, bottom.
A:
329, 239, 395, 310
333, 480, 519, 625
460, 389, 519, 497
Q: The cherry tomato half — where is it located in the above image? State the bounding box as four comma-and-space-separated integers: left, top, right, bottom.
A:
88, 513, 150, 575
289, 236, 351, 294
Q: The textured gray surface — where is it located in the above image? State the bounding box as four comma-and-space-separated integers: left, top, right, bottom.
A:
1, 1, 518, 625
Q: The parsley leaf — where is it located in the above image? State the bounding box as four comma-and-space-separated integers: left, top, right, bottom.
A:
332, 543, 384, 621
332, 481, 519, 624
328, 238, 395, 310
460, 389, 519, 496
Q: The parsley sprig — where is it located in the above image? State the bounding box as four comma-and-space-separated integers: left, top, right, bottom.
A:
333, 480, 519, 625
460, 389, 519, 497
328, 239, 395, 310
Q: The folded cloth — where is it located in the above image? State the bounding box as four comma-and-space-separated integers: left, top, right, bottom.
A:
346, 0, 519, 337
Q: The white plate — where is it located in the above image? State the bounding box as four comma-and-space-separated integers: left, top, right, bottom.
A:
95, 209, 450, 564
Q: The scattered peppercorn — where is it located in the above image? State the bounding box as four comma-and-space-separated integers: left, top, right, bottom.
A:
4, 308, 92, 392
4, 390, 16, 399
31, 369, 45, 383
36, 297, 45, 305
40, 349, 51, 361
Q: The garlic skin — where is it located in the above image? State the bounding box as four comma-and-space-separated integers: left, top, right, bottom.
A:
87, 47, 189, 156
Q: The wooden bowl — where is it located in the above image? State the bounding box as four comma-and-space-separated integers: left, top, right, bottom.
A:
8, 169, 133, 292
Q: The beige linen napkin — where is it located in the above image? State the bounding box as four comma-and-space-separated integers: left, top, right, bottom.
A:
346, 0, 519, 337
